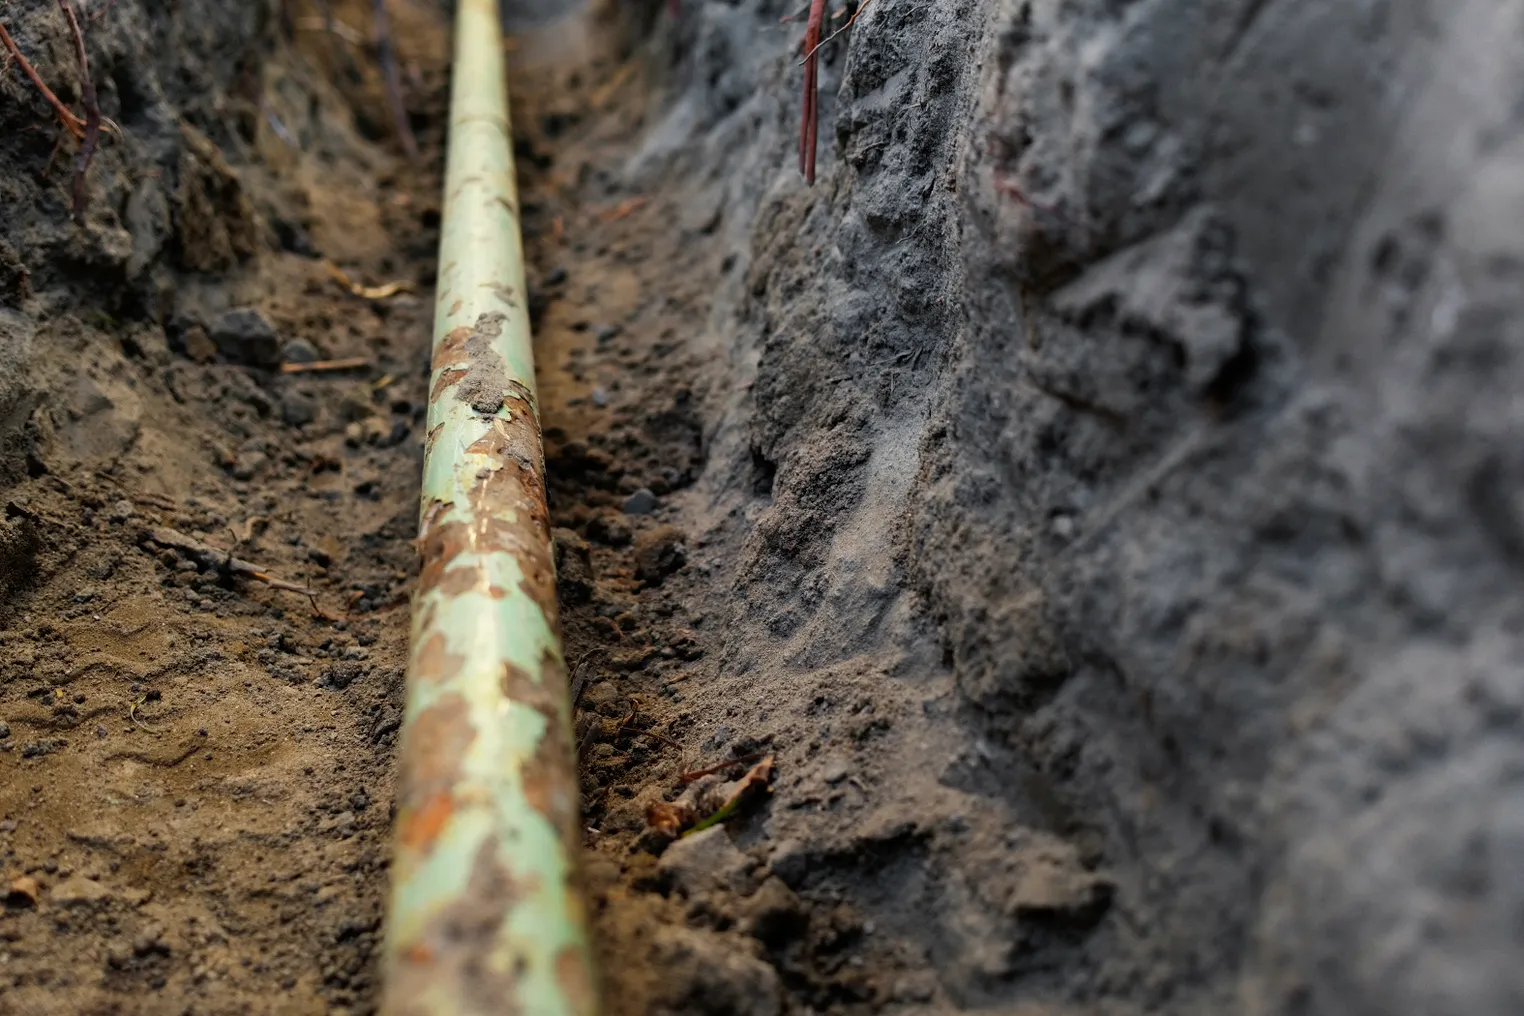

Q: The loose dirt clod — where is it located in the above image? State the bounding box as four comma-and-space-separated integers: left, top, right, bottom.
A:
5, 874, 41, 908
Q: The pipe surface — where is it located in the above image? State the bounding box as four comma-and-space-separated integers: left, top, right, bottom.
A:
379, 1, 596, 1012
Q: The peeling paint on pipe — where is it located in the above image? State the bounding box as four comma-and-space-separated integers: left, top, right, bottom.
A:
378, 1, 597, 1013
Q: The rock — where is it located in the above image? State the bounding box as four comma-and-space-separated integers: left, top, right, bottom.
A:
210, 307, 280, 366
280, 391, 316, 427
182, 324, 218, 364
622, 488, 660, 515
51, 875, 113, 907
5, 874, 40, 907
658, 826, 752, 895
634, 525, 687, 585
107, 499, 136, 523
0, 721, 10, 739
21, 737, 67, 758
281, 338, 320, 364
595, 323, 622, 343
591, 387, 609, 407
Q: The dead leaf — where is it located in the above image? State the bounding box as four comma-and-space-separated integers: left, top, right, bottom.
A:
644, 801, 697, 837
684, 755, 776, 837
722, 755, 775, 811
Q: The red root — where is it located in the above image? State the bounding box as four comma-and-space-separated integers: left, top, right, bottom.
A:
798, 0, 826, 184
57, 0, 100, 222
0, 17, 87, 139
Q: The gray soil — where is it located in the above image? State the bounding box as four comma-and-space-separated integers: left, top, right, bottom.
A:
2, 0, 1522, 1015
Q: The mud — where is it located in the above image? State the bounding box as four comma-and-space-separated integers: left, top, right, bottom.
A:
3, 0, 1523, 1015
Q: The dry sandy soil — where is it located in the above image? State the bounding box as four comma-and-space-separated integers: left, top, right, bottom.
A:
2, 0, 1522, 1015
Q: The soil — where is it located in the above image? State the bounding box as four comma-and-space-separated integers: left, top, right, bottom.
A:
3, 1, 1523, 1015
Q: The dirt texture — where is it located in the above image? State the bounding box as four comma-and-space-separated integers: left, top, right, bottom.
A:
3, 0, 1524, 1015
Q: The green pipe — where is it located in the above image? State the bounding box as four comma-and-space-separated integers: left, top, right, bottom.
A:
379, 1, 596, 1013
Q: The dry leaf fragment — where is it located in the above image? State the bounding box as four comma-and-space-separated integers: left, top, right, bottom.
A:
686, 755, 775, 837
718, 755, 775, 814
645, 801, 697, 837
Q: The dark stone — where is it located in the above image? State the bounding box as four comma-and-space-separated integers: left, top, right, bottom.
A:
210, 308, 281, 366
281, 338, 320, 364
622, 488, 660, 516
280, 391, 316, 427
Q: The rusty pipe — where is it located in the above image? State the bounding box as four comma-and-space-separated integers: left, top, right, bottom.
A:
378, 1, 597, 1013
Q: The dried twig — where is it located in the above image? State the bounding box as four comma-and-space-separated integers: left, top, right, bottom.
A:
372, 0, 416, 159
146, 526, 320, 599
57, 0, 100, 221
280, 356, 371, 374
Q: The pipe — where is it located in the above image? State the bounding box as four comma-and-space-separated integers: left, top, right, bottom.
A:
379, 1, 597, 1013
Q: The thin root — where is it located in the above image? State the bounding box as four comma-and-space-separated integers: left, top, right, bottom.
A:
798, 0, 827, 184
58, 0, 101, 222
0, 17, 87, 138
677, 752, 767, 784
372, 0, 417, 159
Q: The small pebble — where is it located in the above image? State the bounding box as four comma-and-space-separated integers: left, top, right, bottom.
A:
595, 323, 622, 343
281, 391, 317, 427
622, 488, 660, 515
591, 387, 609, 407
281, 338, 320, 364
210, 307, 281, 366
